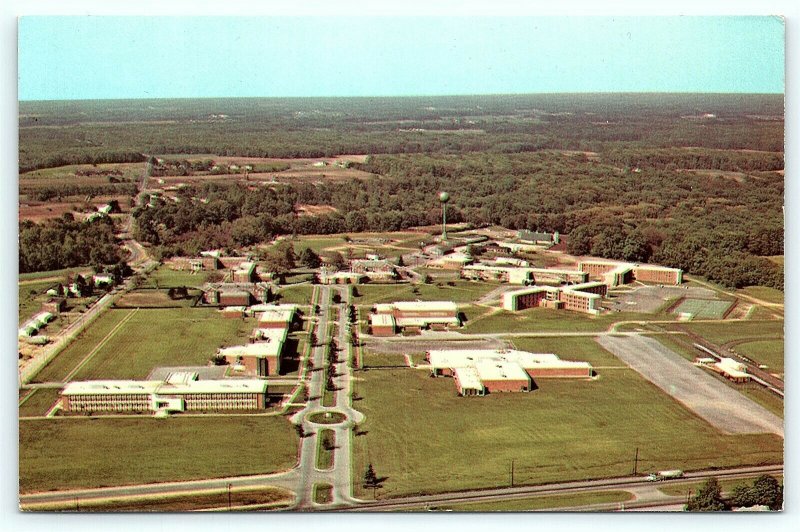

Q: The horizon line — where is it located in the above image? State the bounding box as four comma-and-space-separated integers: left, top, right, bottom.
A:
18, 90, 785, 104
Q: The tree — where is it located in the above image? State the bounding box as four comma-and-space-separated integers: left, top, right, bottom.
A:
396, 255, 405, 267
686, 477, 725, 511
262, 240, 296, 276
363, 463, 378, 489
299, 247, 321, 268
327, 251, 347, 271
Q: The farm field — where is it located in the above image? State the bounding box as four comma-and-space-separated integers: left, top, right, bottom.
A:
351, 368, 783, 499
32, 308, 254, 382
19, 417, 297, 493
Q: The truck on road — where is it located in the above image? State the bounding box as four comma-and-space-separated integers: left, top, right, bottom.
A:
646, 469, 684, 481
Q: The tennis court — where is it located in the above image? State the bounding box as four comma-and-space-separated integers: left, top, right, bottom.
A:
673, 298, 733, 319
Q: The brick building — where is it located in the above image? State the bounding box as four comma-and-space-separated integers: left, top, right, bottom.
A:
502, 282, 607, 315
578, 260, 683, 287
218, 327, 288, 377
61, 372, 267, 414
371, 301, 460, 334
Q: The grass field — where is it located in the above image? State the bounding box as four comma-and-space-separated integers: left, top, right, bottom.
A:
735, 340, 784, 374
737, 286, 784, 304
19, 266, 92, 283
463, 308, 670, 334
23, 487, 294, 512
424, 490, 635, 512
353, 281, 498, 306
672, 299, 733, 319
18, 280, 59, 324
144, 267, 209, 289
19, 416, 297, 493
18, 389, 61, 417
362, 351, 411, 368
351, 369, 783, 499
657, 475, 783, 497
509, 337, 626, 367
276, 284, 315, 305
683, 321, 784, 345
317, 429, 335, 470
115, 289, 200, 308
32, 308, 254, 382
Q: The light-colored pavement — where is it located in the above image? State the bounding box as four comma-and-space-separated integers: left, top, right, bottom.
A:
596, 335, 784, 436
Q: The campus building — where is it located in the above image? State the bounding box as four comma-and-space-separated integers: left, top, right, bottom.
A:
427, 349, 593, 396
502, 282, 607, 315
204, 282, 271, 306
218, 326, 288, 377
578, 260, 683, 287
255, 305, 298, 329
350, 258, 397, 281
61, 372, 268, 414
461, 262, 589, 285
232, 261, 257, 283
318, 270, 367, 285
369, 301, 460, 335
517, 230, 560, 245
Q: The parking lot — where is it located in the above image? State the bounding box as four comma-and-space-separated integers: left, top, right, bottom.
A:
605, 285, 718, 314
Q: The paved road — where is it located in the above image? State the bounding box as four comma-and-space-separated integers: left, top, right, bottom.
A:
596, 335, 784, 436
339, 464, 783, 512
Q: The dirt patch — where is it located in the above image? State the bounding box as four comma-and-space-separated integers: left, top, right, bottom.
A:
19, 195, 131, 222
296, 204, 339, 217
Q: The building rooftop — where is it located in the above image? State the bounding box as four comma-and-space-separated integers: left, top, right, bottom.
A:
258, 308, 296, 323
392, 301, 458, 313
428, 349, 592, 372
453, 367, 484, 391
219, 328, 287, 358
62, 380, 162, 395
62, 378, 267, 396
370, 314, 396, 327
474, 359, 530, 382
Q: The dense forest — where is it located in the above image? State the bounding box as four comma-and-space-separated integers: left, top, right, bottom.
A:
20, 95, 784, 289
19, 216, 123, 273
19, 94, 783, 172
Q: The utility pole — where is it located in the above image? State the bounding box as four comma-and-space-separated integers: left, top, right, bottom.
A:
510, 459, 515, 488
228, 483, 232, 511
633, 447, 639, 475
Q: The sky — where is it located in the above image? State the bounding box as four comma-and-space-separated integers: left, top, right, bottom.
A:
17, 16, 784, 100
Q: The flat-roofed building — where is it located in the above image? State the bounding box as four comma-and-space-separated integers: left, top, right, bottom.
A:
220, 306, 246, 318
428, 348, 591, 396
219, 327, 288, 376
318, 270, 367, 285
503, 283, 605, 315
461, 263, 534, 284
232, 261, 257, 283
369, 313, 397, 336
61, 374, 267, 414
579, 260, 682, 286
257, 306, 297, 329
712, 358, 751, 383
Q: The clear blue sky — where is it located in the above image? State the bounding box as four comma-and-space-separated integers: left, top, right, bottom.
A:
18, 16, 784, 100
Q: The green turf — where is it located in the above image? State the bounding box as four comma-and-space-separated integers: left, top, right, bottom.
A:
738, 286, 784, 304
18, 266, 92, 282
316, 429, 335, 470
463, 308, 671, 334
18, 389, 61, 417
24, 487, 293, 512
736, 386, 784, 419
508, 336, 626, 367
33, 308, 254, 382
292, 237, 347, 255
276, 284, 315, 305
19, 416, 297, 493
351, 369, 783, 499
428, 490, 635, 512
734, 340, 784, 374
353, 281, 498, 306
18, 280, 60, 324
362, 352, 411, 368
673, 299, 733, 319
683, 321, 784, 345
144, 267, 209, 289
114, 289, 200, 308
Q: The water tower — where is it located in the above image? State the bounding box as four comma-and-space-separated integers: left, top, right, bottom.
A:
438, 191, 450, 242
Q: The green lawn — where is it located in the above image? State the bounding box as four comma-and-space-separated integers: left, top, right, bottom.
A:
276, 284, 315, 305
316, 429, 335, 470
353, 281, 498, 306
19, 280, 59, 324
114, 289, 200, 308
144, 267, 209, 289
18, 389, 61, 417
19, 417, 297, 493
735, 339, 784, 374
292, 236, 348, 255
19, 266, 92, 283
24, 487, 294, 512
426, 490, 634, 512
738, 286, 784, 304
351, 369, 783, 499
683, 321, 784, 345
463, 308, 671, 334
737, 386, 784, 419
362, 351, 411, 368
509, 337, 625, 367
33, 308, 254, 382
